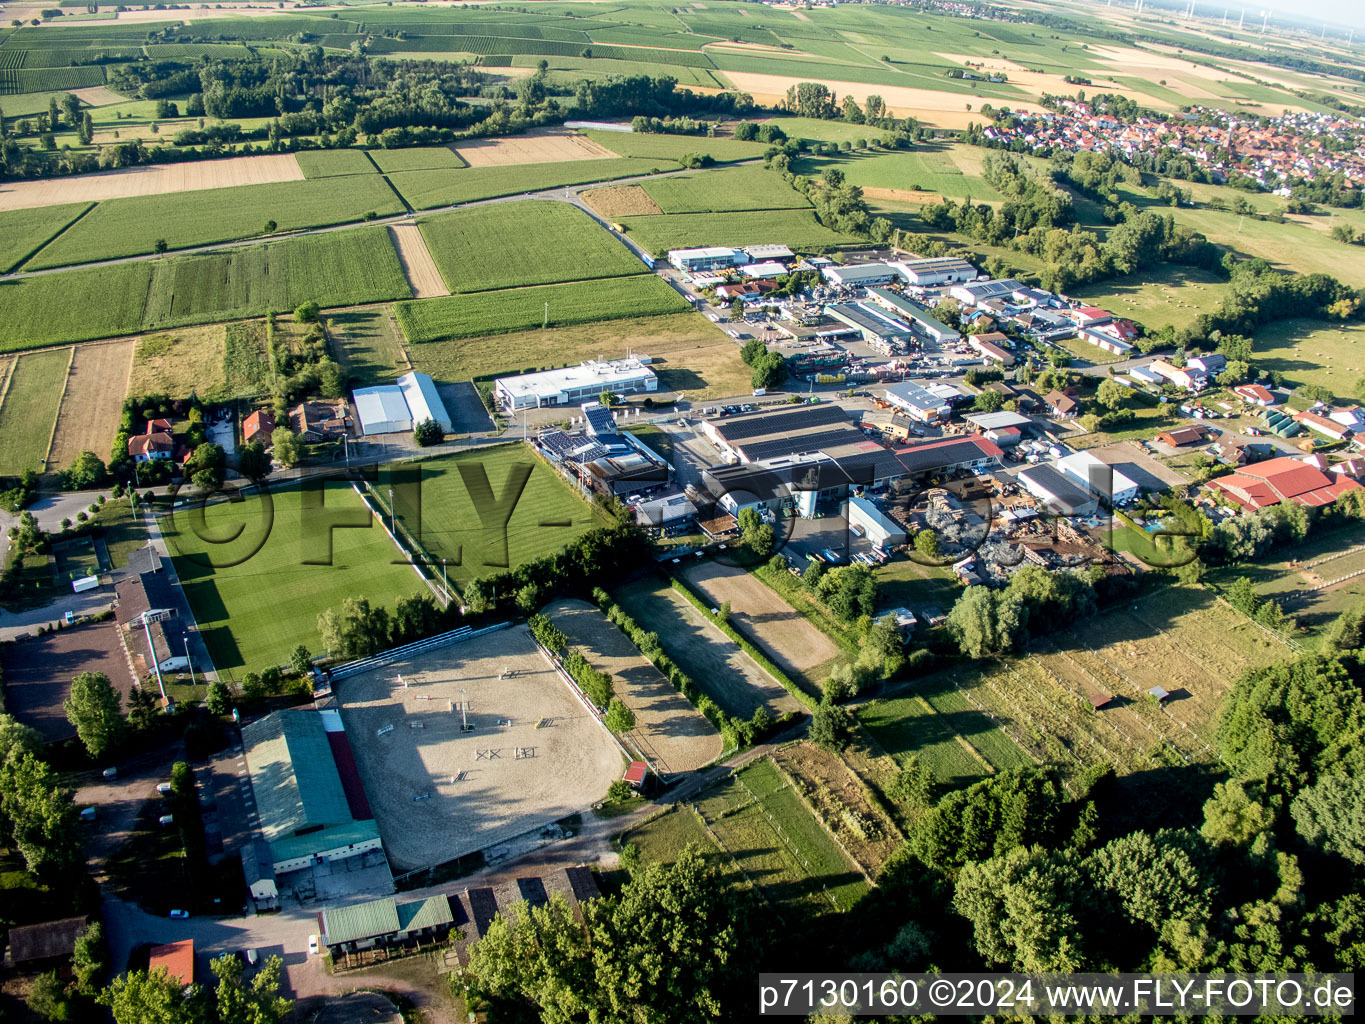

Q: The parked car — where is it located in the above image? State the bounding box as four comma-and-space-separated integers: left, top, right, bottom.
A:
169, 910, 189, 919
156, 782, 173, 795
102, 768, 117, 780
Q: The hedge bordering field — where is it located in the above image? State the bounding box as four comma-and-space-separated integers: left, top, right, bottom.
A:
667, 574, 819, 711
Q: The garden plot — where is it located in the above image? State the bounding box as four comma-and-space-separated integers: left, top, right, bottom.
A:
336, 624, 622, 871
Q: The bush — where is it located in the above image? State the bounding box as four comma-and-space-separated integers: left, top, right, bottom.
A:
413, 417, 443, 447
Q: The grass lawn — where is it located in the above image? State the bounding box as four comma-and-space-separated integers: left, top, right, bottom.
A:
388, 443, 599, 588
1052, 334, 1126, 365
640, 165, 811, 213
329, 305, 410, 387
1170, 204, 1365, 280
395, 274, 689, 343
0, 202, 92, 273
0, 348, 70, 476
617, 208, 857, 256
417, 201, 646, 293
1070, 264, 1231, 334
860, 689, 995, 786
793, 147, 1006, 202
406, 311, 752, 400
127, 324, 228, 397
873, 557, 959, 620
162, 479, 427, 674
1247, 318, 1365, 396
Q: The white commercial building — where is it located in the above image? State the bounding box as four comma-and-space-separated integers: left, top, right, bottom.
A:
668, 247, 746, 273
821, 263, 900, 288
495, 358, 658, 412
352, 371, 451, 436
891, 257, 978, 287
848, 496, 907, 548
1057, 451, 1140, 504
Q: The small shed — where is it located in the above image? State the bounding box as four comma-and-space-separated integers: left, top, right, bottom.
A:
1148, 685, 1170, 703
1089, 693, 1113, 710
623, 761, 649, 789
148, 939, 195, 985
3, 917, 88, 970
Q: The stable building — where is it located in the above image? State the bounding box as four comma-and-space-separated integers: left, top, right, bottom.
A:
242, 708, 387, 883
495, 358, 658, 412
1207, 456, 1363, 511
320, 894, 455, 957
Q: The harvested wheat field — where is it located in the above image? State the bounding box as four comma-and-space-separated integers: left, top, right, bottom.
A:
681, 561, 839, 682
0, 154, 303, 213
715, 71, 1048, 128
581, 184, 663, 219
48, 340, 134, 471
70, 86, 130, 107
546, 598, 723, 775
389, 223, 449, 298
453, 128, 617, 167
862, 186, 942, 205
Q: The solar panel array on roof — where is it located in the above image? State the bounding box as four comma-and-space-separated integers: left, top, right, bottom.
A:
584, 404, 616, 437
537, 431, 582, 459
740, 427, 862, 462
713, 404, 847, 442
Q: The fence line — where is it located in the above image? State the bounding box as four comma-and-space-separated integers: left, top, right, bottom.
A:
329, 622, 508, 682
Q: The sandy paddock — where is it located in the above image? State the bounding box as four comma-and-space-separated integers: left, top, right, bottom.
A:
48, 340, 134, 472
713, 71, 1049, 129
680, 561, 839, 681
336, 625, 623, 871
70, 86, 130, 107
0, 154, 303, 213
453, 128, 617, 167
389, 224, 449, 299
862, 186, 944, 205
546, 599, 723, 774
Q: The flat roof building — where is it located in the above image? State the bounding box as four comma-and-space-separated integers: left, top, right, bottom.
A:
883, 381, 953, 422
354, 372, 451, 436
892, 256, 977, 287
744, 244, 795, 262
949, 278, 1022, 308
495, 358, 658, 412
821, 262, 901, 288
668, 247, 745, 272
1018, 464, 1100, 517
1057, 451, 1140, 504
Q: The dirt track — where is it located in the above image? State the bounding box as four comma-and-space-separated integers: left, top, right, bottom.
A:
48, 340, 134, 471
389, 224, 450, 298
546, 598, 723, 774
453, 128, 617, 167
0, 154, 303, 212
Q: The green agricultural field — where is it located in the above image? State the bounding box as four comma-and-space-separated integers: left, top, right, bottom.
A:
0, 262, 153, 349
582, 129, 771, 164
2, 228, 410, 348
418, 201, 646, 293
764, 116, 881, 146
617, 208, 857, 255
368, 146, 467, 172
162, 479, 426, 673
0, 348, 70, 476
1249, 318, 1365, 395
294, 148, 378, 178
1070, 265, 1231, 333
28, 175, 404, 267
387, 443, 599, 588
140, 227, 411, 331
329, 306, 409, 387
640, 165, 811, 213
395, 274, 689, 343
794, 148, 1005, 202
1169, 203, 1365, 280
385, 158, 677, 210
0, 202, 91, 273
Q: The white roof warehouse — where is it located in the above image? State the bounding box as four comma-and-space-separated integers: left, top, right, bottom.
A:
495, 358, 658, 411
352, 372, 452, 436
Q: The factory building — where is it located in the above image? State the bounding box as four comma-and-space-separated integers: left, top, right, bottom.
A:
495, 358, 658, 412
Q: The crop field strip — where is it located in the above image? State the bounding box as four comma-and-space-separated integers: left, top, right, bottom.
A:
294, 148, 379, 179
0, 347, 72, 477
0, 66, 105, 93
384, 157, 679, 210
3, 227, 411, 349
395, 274, 689, 343
582, 130, 770, 164
617, 208, 858, 255
0, 202, 92, 273
417, 201, 646, 294
640, 166, 812, 214
368, 146, 467, 173
27, 174, 405, 267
